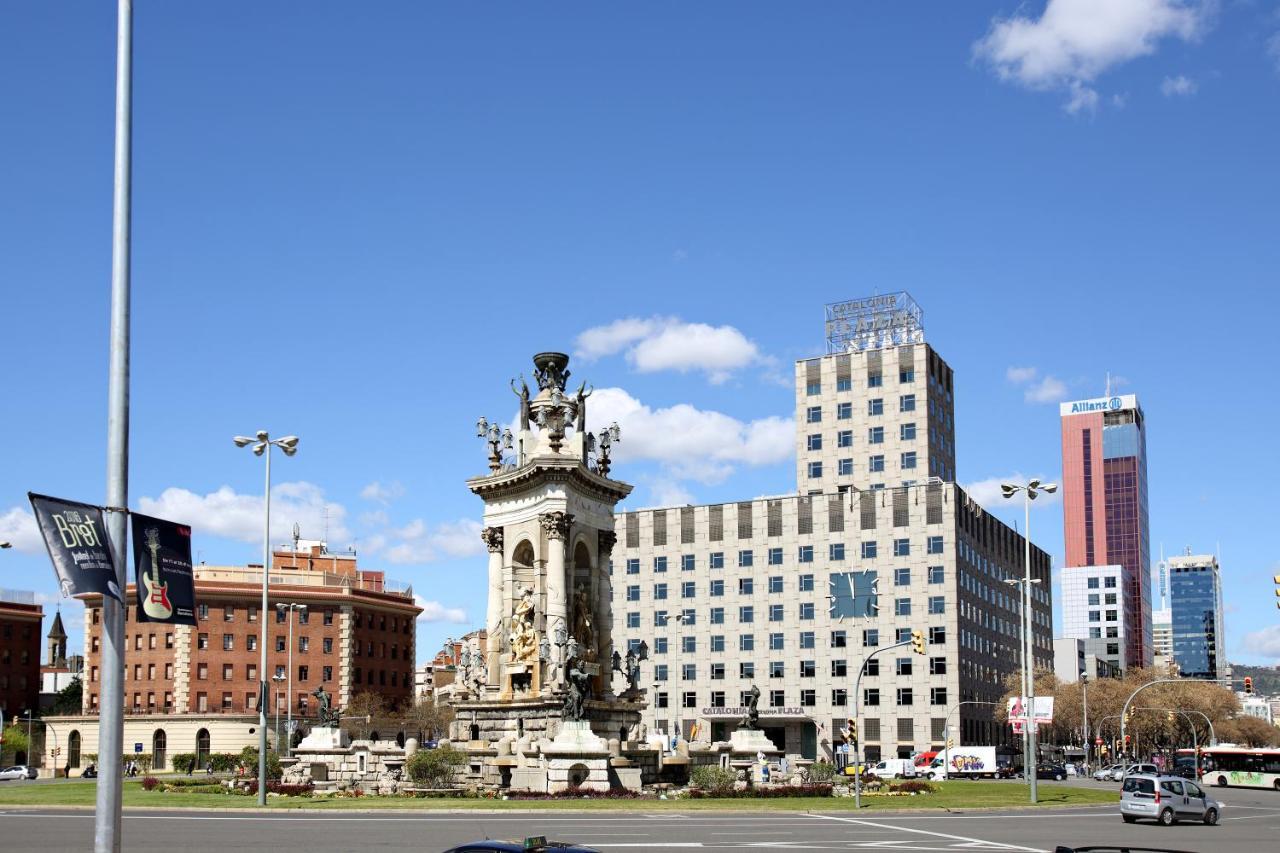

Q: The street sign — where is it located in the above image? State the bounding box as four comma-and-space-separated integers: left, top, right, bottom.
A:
134, 742, 143, 754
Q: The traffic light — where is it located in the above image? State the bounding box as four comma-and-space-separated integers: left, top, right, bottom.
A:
946, 736, 955, 749
843, 717, 858, 747
1244, 677, 1253, 695
1123, 734, 1131, 746
1167, 712, 1176, 724
1274, 573, 1280, 609
910, 629, 927, 655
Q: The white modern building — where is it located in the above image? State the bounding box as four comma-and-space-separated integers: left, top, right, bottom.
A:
1151, 608, 1174, 673
610, 295, 1053, 763
1060, 564, 1129, 675
1053, 637, 1121, 684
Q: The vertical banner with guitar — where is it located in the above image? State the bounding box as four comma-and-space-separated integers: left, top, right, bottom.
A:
28, 493, 124, 602
130, 512, 197, 625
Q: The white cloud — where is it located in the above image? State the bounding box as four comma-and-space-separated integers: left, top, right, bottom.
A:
1006, 366, 1069, 403
360, 480, 405, 505
382, 518, 485, 565
586, 387, 793, 484
0, 506, 42, 553
1241, 624, 1280, 659
644, 478, 697, 509
575, 317, 771, 384
414, 594, 468, 624
137, 482, 351, 547
974, 0, 1212, 110
1160, 74, 1197, 96
964, 473, 1063, 513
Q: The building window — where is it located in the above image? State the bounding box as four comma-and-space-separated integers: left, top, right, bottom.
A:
198, 604, 208, 621
711, 635, 725, 653
930, 687, 948, 706
864, 688, 880, 706
897, 688, 914, 705
627, 612, 640, 628
929, 626, 945, 645
654, 665, 668, 681
1087, 577, 1099, 589
832, 689, 848, 706
929, 656, 947, 675
928, 596, 945, 614
868, 426, 884, 444
710, 607, 725, 624
767, 547, 783, 565
798, 545, 813, 563
869, 455, 885, 472
654, 583, 668, 600
806, 406, 822, 423
799, 574, 814, 592
739, 606, 754, 623
740, 634, 755, 651
682, 554, 696, 571
831, 659, 848, 677
681, 691, 697, 708
928, 565, 944, 584
837, 402, 852, 420
626, 585, 640, 602
862, 541, 878, 559
838, 458, 853, 476
654, 610, 668, 626
1104, 576, 1117, 588
738, 577, 754, 595
807, 461, 823, 479
807, 433, 823, 451
893, 538, 910, 556
654, 556, 668, 573
768, 576, 783, 594
654, 637, 669, 654
927, 535, 944, 554
900, 394, 916, 412
895, 598, 911, 616
896, 627, 911, 643
799, 602, 815, 620
831, 630, 847, 647
769, 660, 785, 678
896, 657, 913, 676
222, 634, 234, 651
863, 629, 878, 647
709, 552, 724, 569
682, 581, 696, 598
901, 451, 917, 470
682, 664, 696, 681
738, 549, 754, 567
900, 422, 916, 441
768, 604, 784, 622
801, 689, 816, 707
806, 380, 821, 395
1088, 611, 1100, 623
837, 376, 852, 392
769, 632, 785, 651
894, 567, 911, 586
799, 630, 815, 648
838, 430, 853, 448
868, 398, 884, 416
681, 636, 697, 654
770, 690, 786, 707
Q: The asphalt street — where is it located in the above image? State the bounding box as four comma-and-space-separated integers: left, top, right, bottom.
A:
1, 784, 1277, 852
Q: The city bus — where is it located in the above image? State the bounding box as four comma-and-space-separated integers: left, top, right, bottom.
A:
1179, 747, 1280, 791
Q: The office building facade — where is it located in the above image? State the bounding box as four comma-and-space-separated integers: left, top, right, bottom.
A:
1167, 553, 1225, 681
1059, 564, 1130, 674
0, 590, 43, 715
612, 295, 1053, 762
1060, 394, 1152, 668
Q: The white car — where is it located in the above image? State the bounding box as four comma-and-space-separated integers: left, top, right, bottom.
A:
0, 765, 37, 781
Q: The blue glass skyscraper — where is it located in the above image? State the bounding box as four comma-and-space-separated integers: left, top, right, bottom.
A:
1167, 554, 1224, 681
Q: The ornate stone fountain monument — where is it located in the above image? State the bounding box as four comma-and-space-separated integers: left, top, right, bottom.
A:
451, 352, 644, 791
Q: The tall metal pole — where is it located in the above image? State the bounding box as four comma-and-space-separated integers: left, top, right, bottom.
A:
851, 637, 912, 808
98, 1, 132, 849
257, 444, 271, 805
286, 607, 293, 758
1081, 675, 1090, 774
1023, 492, 1037, 803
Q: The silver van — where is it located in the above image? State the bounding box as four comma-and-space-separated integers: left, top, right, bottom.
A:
1120, 774, 1221, 826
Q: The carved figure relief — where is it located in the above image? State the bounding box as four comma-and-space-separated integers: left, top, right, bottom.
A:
572, 584, 597, 662
509, 585, 538, 663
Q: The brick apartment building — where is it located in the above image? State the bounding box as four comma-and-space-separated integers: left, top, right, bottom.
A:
0, 590, 43, 716
46, 541, 421, 774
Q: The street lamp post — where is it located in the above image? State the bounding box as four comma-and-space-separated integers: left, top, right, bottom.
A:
233, 430, 298, 806
276, 603, 307, 757
851, 636, 919, 808
1080, 673, 1090, 774
1000, 477, 1056, 804
271, 674, 285, 753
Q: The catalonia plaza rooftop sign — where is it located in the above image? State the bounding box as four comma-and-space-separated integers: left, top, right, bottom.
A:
825, 292, 924, 354
1059, 393, 1138, 417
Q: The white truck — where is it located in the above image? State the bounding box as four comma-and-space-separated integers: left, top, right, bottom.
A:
924, 746, 1000, 780
868, 758, 918, 779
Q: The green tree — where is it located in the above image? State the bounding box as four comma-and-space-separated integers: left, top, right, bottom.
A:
2, 724, 30, 765
405, 744, 465, 788
51, 680, 83, 716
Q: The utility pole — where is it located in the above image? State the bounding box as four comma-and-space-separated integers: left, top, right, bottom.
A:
98, 2, 132, 851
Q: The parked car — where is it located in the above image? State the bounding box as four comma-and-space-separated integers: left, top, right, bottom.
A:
995, 763, 1019, 779
1120, 774, 1221, 826
1035, 763, 1068, 781
869, 759, 918, 779
1093, 763, 1121, 781
0, 765, 37, 781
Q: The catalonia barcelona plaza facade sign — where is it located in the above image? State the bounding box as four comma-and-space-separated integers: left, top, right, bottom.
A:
28, 493, 124, 602
1059, 394, 1138, 417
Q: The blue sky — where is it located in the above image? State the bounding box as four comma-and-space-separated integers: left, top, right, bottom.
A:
2, 2, 1279, 668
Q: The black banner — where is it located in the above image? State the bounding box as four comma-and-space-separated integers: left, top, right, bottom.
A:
130, 512, 197, 625
28, 493, 123, 603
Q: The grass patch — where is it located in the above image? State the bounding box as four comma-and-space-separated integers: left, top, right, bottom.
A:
0, 780, 1118, 812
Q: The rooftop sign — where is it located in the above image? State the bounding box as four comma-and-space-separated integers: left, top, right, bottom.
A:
825, 292, 924, 353
1059, 393, 1138, 417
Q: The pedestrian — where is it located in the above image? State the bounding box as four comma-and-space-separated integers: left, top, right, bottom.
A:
205, 760, 213, 776
63, 761, 70, 780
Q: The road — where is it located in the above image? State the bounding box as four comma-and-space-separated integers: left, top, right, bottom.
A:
1, 785, 1277, 852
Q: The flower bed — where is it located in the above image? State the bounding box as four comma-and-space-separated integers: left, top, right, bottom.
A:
686, 783, 833, 799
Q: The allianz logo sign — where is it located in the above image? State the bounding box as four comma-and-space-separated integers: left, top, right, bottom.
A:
1068, 396, 1124, 414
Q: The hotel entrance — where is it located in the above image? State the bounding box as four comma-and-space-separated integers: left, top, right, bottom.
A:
702, 707, 816, 759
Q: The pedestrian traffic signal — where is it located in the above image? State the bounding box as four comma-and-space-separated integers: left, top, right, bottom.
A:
1244, 677, 1253, 695
910, 629, 927, 655
1123, 735, 1131, 745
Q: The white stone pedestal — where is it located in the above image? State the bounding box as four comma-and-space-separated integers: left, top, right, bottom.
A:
542, 720, 611, 793
297, 726, 349, 751
728, 728, 779, 755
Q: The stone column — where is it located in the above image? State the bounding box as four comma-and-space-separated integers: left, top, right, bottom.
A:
481, 526, 504, 694
597, 529, 617, 695
540, 511, 573, 686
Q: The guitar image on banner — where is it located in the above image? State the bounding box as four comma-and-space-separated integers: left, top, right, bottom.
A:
141, 527, 174, 620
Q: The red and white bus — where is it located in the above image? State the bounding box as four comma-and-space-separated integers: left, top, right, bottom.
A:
1179, 747, 1280, 791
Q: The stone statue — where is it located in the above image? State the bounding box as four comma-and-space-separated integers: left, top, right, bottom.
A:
470, 649, 487, 693
533, 352, 571, 392
510, 374, 531, 431
572, 584, 596, 662
564, 659, 591, 721
313, 686, 340, 729
573, 382, 592, 432
510, 586, 538, 663
739, 685, 761, 731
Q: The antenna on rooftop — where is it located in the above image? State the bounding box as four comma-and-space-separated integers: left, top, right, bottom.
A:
292, 522, 301, 550
322, 507, 330, 545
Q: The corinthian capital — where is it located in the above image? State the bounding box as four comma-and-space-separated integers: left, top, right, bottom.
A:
597, 529, 618, 554
480, 526, 504, 553
539, 511, 573, 541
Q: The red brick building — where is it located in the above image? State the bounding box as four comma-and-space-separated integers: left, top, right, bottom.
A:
79, 543, 421, 721
0, 591, 43, 715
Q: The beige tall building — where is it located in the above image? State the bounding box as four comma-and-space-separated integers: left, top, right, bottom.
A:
611, 294, 1052, 763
